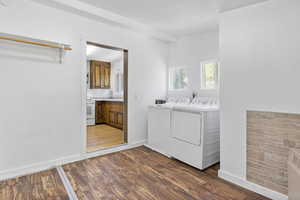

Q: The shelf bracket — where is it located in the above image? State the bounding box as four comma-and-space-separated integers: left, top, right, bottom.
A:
59, 48, 63, 64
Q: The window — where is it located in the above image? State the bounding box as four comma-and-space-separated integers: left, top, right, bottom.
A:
201, 61, 218, 89
169, 68, 188, 90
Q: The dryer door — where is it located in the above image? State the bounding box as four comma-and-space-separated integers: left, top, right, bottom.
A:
172, 110, 202, 146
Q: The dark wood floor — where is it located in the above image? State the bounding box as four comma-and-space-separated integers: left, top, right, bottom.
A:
63, 146, 271, 200
0, 169, 68, 200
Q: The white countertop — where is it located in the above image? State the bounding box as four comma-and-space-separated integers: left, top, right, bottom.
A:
93, 98, 123, 102
149, 103, 219, 113
173, 104, 219, 113
149, 104, 174, 110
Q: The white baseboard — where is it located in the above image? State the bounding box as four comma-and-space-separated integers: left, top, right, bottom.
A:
0, 140, 146, 182
0, 154, 81, 182
218, 170, 288, 200
144, 144, 171, 158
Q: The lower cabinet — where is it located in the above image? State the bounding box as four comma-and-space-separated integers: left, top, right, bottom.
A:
96, 101, 105, 124
108, 111, 123, 129
116, 112, 123, 128
108, 111, 115, 125
96, 101, 123, 129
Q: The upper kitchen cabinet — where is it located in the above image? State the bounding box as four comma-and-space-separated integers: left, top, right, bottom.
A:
90, 60, 111, 89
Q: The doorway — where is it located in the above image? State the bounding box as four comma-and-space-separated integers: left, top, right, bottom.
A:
85, 42, 128, 152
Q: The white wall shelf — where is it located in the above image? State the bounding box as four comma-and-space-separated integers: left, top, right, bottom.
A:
0, 32, 72, 63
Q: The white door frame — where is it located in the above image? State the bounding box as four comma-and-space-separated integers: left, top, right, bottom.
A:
80, 38, 129, 155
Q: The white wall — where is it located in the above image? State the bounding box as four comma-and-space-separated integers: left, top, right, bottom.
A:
168, 31, 219, 97
0, 0, 168, 174
220, 0, 300, 195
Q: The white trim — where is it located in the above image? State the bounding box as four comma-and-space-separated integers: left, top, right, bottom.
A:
56, 166, 79, 200
81, 37, 88, 154
31, 0, 176, 42
218, 170, 288, 200
247, 108, 300, 115
0, 140, 146, 182
200, 59, 219, 90
0, 154, 81, 182
81, 39, 130, 154
218, 0, 269, 13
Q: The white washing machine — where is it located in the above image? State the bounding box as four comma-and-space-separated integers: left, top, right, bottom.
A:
147, 104, 173, 157
147, 97, 220, 170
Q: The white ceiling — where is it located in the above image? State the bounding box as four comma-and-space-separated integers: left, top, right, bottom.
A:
78, 0, 268, 36
32, 0, 268, 41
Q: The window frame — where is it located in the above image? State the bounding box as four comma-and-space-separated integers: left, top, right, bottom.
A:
200, 60, 219, 90
168, 67, 189, 91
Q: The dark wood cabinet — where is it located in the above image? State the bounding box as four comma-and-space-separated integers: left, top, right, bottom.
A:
95, 101, 105, 124
90, 60, 111, 89
116, 112, 123, 129
95, 101, 123, 129
103, 65, 110, 88
107, 111, 123, 129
